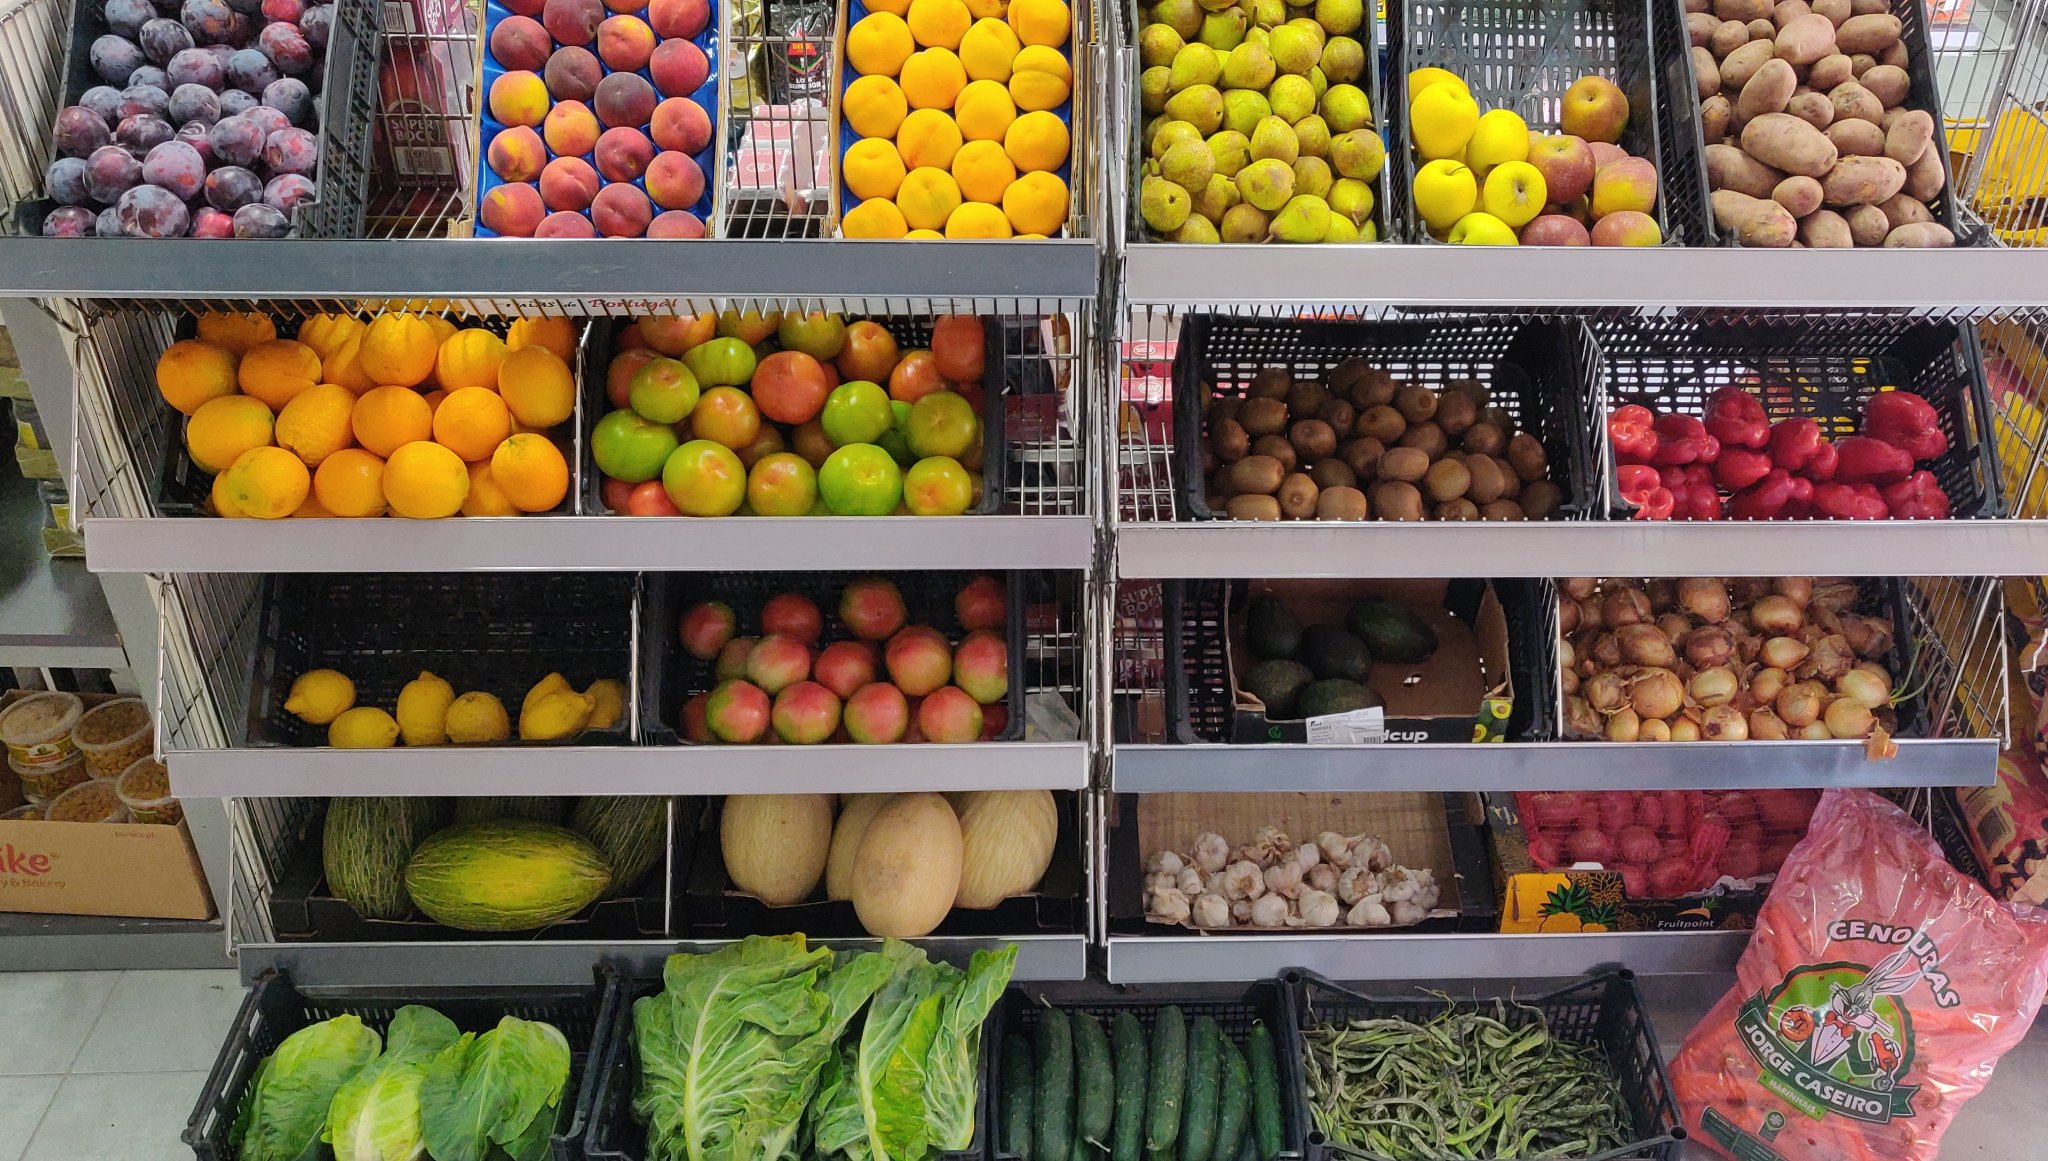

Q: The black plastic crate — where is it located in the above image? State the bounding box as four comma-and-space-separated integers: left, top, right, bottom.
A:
1654, 0, 1970, 247
638, 568, 1026, 745
1284, 969, 1685, 1161
1591, 313, 2002, 518
245, 572, 637, 747
1172, 314, 1602, 523
183, 967, 611, 1161
12, 0, 379, 238
988, 981, 1311, 1161
1389, 0, 1677, 244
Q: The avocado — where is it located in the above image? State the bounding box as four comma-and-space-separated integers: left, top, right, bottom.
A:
1242, 659, 1314, 719
1296, 679, 1385, 719
1245, 594, 1304, 660
1345, 597, 1439, 663
1298, 625, 1373, 682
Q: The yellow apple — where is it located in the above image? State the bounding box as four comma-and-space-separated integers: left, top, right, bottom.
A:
1412, 158, 1477, 232
1447, 211, 1518, 244
1466, 108, 1529, 179
1481, 160, 1547, 229
1406, 66, 1468, 104
1409, 83, 1479, 162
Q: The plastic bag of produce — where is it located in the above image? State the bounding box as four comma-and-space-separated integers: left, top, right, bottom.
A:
1672, 789, 2048, 1161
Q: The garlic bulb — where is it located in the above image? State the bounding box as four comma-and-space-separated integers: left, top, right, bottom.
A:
1148, 850, 1186, 875
1299, 889, 1341, 927
1336, 866, 1376, 905
1351, 835, 1393, 872
1379, 867, 1418, 905
1295, 842, 1322, 870
1263, 860, 1305, 899
1389, 899, 1427, 926
1177, 866, 1204, 896
1250, 894, 1290, 927
1191, 893, 1230, 928
1317, 832, 1353, 868
1146, 871, 1178, 895
1230, 899, 1254, 924
1148, 889, 1191, 923
1348, 898, 1392, 926
1192, 832, 1230, 874
1305, 864, 1337, 894
1219, 860, 1265, 901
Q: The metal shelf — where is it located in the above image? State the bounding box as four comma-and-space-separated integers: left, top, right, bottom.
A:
1112, 740, 1998, 792
1102, 930, 1750, 983
168, 742, 1091, 797
0, 468, 126, 669
0, 913, 230, 970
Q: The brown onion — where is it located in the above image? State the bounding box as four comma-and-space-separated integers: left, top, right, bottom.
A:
1566, 695, 1602, 737
1702, 705, 1750, 740
1811, 581, 1859, 613
1835, 667, 1892, 710
1558, 637, 1576, 670
1751, 595, 1805, 635
1773, 576, 1813, 606
1638, 717, 1672, 741
1657, 613, 1693, 644
1799, 720, 1832, 740
1805, 634, 1855, 682
1776, 681, 1828, 727
1605, 707, 1642, 742
1735, 632, 1764, 665
1731, 578, 1774, 606
1618, 623, 1678, 668
1586, 671, 1628, 713
1563, 577, 1598, 600
1748, 707, 1790, 740
1750, 667, 1788, 706
1647, 578, 1679, 613
1558, 597, 1581, 635
1679, 578, 1731, 623
1760, 636, 1810, 670
1605, 587, 1652, 628
1561, 668, 1580, 696
1577, 598, 1603, 633
1825, 696, 1875, 739
1689, 666, 1740, 707
1840, 613, 1896, 659
1630, 668, 1686, 721
1590, 632, 1622, 668
1684, 627, 1735, 669
1669, 716, 1702, 742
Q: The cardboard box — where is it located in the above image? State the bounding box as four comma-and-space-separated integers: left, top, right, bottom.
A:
1227, 579, 1514, 744
0, 817, 214, 919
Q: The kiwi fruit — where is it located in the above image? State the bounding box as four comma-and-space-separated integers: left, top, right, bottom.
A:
1287, 381, 1330, 418
1422, 458, 1471, 502
1229, 454, 1286, 495
1212, 418, 1251, 463
1277, 473, 1320, 518
1317, 399, 1356, 434
1309, 459, 1357, 490
1289, 418, 1337, 463
1492, 456, 1522, 499
1369, 480, 1426, 521
1507, 432, 1549, 481
1208, 396, 1242, 425
1227, 494, 1284, 520
1247, 368, 1292, 399
1378, 446, 1429, 483
1252, 434, 1298, 473
1435, 497, 1479, 520
1434, 390, 1479, 437
1445, 377, 1489, 407
1480, 499, 1527, 521
1239, 397, 1289, 437
1462, 422, 1506, 457
1316, 485, 1369, 520
1398, 421, 1447, 459
1327, 357, 1377, 398
1341, 436, 1384, 479
1208, 468, 1234, 498
1521, 480, 1563, 518
1356, 405, 1406, 443
1393, 383, 1439, 424
1463, 455, 1506, 504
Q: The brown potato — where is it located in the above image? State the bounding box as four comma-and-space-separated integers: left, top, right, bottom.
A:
1715, 0, 1772, 19
1226, 494, 1283, 521
1835, 12, 1900, 54
1821, 154, 1906, 206
1507, 432, 1549, 482
1694, 47, 1723, 99
1369, 480, 1425, 522
1903, 146, 1945, 201
1356, 404, 1408, 443
1309, 459, 1357, 490
1492, 456, 1523, 499
1738, 58, 1798, 120
1316, 485, 1368, 520
1378, 446, 1430, 483
1393, 383, 1439, 424
1882, 222, 1956, 247
1317, 399, 1357, 434
1434, 390, 1479, 437
1849, 0, 1886, 11
1398, 421, 1448, 459
1774, 13, 1838, 65
1720, 39, 1778, 89
1786, 91, 1834, 129
1812, 0, 1849, 23
1845, 203, 1890, 245
1702, 95, 1734, 143
1715, 189, 1800, 245
1774, 174, 1824, 216
1289, 418, 1338, 463
1742, 113, 1840, 176
1884, 109, 1933, 164
1463, 455, 1507, 504
1826, 117, 1884, 156
1277, 473, 1320, 519
1828, 80, 1883, 124
1686, 0, 1710, 10
1878, 39, 1907, 68
1711, 19, 1752, 56
1746, 17, 1777, 39
1252, 434, 1298, 473
1798, 208, 1853, 247
1246, 367, 1292, 399
1480, 499, 1528, 521
1211, 418, 1251, 463
1229, 454, 1285, 495
1772, 0, 1811, 26
1423, 457, 1472, 502
1434, 498, 1480, 521
1520, 481, 1564, 519
1239, 396, 1289, 436
1287, 381, 1330, 418
1848, 52, 1876, 75
1461, 421, 1506, 457
1808, 53, 1853, 88
1877, 192, 1931, 231
1687, 10, 1719, 45
1859, 63, 1908, 106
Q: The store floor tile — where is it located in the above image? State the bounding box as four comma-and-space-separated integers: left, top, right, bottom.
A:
0, 972, 120, 1075
19, 1072, 208, 1161
70, 970, 244, 1075
0, 1077, 62, 1161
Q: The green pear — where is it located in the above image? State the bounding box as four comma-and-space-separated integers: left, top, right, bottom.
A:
1207, 129, 1252, 177
1243, 25, 1267, 46
1221, 42, 1276, 90
1285, 17, 1326, 48
1196, 8, 1246, 50
1328, 176, 1375, 223
1164, 85, 1225, 134
1141, 66, 1171, 113
1320, 83, 1370, 132
1271, 193, 1332, 241
1322, 213, 1360, 242
1196, 0, 1237, 11
1171, 214, 1221, 242
1140, 24, 1186, 68
1249, 115, 1299, 165
1222, 89, 1272, 138
1192, 172, 1241, 221
1293, 113, 1330, 158
1266, 75, 1316, 122
1328, 128, 1385, 180
1292, 155, 1333, 198
1308, 65, 1327, 101
1169, 43, 1222, 92
1151, 118, 1204, 159
1251, 0, 1286, 25
1161, 139, 1217, 192
1220, 202, 1270, 241
1236, 157, 1295, 211
1312, 0, 1362, 35
1319, 35, 1364, 83
1150, 0, 1204, 37
1141, 175, 1193, 233
1268, 24, 1319, 75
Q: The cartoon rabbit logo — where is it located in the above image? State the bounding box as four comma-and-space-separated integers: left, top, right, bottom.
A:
1794, 947, 1924, 1089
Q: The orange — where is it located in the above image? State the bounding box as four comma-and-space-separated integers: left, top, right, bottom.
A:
236, 339, 324, 410
959, 18, 1019, 81
1002, 169, 1069, 234
313, 448, 388, 517
845, 139, 909, 201
359, 314, 439, 387
422, 314, 458, 347
273, 383, 358, 466
217, 445, 311, 519
1006, 0, 1068, 46
895, 167, 963, 230
321, 330, 380, 393
906, 0, 970, 48
896, 107, 963, 170
291, 493, 332, 518
945, 202, 1014, 237
194, 310, 275, 354
436, 328, 508, 391
210, 470, 244, 517
843, 198, 910, 238
352, 386, 435, 458
461, 461, 519, 516
295, 313, 364, 361
951, 138, 1016, 202
382, 441, 470, 518
155, 339, 240, 415
900, 48, 966, 109
1003, 109, 1069, 171
423, 389, 448, 414
1008, 44, 1072, 111
506, 316, 578, 361
955, 80, 1016, 142
497, 346, 575, 428
184, 396, 275, 474
845, 75, 909, 139
490, 433, 571, 512
432, 386, 513, 462
847, 11, 914, 76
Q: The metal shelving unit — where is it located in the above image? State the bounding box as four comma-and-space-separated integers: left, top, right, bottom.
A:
0, 465, 123, 669
1101, 930, 1750, 984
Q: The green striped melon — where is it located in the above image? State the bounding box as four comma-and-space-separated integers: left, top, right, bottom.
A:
323, 798, 440, 920
403, 819, 612, 931
450, 795, 569, 826
569, 796, 670, 898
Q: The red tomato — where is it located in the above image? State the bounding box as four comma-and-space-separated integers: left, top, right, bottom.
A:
625, 479, 682, 516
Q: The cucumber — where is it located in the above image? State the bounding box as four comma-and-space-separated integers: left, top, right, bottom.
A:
1144, 1006, 1188, 1156
1110, 1012, 1149, 1161
1073, 1011, 1113, 1153
1006, 1032, 1035, 1161
1233, 1130, 1258, 1161
1036, 1008, 1074, 1161
1212, 1037, 1250, 1161
1179, 1017, 1222, 1161
1246, 1023, 1283, 1161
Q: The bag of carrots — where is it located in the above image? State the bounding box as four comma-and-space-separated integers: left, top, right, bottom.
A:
1672, 788, 2048, 1161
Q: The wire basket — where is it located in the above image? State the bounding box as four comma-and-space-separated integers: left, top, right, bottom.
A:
183, 967, 612, 1161
1284, 969, 1686, 1161
244, 571, 637, 747
1389, 0, 1675, 243
1591, 313, 2003, 519
720, 0, 834, 236
1171, 313, 1603, 523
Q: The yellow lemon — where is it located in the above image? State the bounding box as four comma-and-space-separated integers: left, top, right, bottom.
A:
490, 432, 570, 512
497, 345, 575, 428
218, 445, 310, 519
523, 672, 573, 717
520, 689, 594, 741
321, 330, 379, 394
505, 316, 578, 362
444, 691, 510, 743
329, 706, 400, 748
584, 679, 626, 729
896, 106, 963, 169
848, 11, 915, 76
185, 395, 275, 474
382, 440, 470, 518
235, 339, 324, 410
273, 383, 358, 467
313, 448, 388, 517
896, 166, 964, 230
945, 202, 1014, 237
396, 671, 454, 745
195, 310, 276, 354
432, 386, 513, 462
843, 197, 911, 238
436, 328, 508, 391
359, 313, 439, 386
1003, 109, 1070, 172
1008, 44, 1071, 110
906, 0, 970, 48
845, 75, 909, 139
1006, 0, 1067, 46
951, 138, 1016, 202
959, 17, 1019, 80
1408, 66, 1470, 103
155, 339, 240, 416
1002, 169, 1069, 234
351, 385, 434, 458
296, 313, 364, 361
461, 461, 519, 516
285, 668, 355, 724
845, 138, 910, 201
899, 47, 966, 108
955, 79, 1016, 142
906, 228, 945, 238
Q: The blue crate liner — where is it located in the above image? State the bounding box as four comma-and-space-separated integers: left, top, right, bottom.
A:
476, 0, 719, 236
837, 0, 1075, 237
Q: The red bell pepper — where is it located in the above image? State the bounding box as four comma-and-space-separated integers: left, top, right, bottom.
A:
1883, 471, 1952, 519
1713, 447, 1773, 492
1863, 391, 1948, 460
1768, 418, 1826, 472
1835, 436, 1915, 485
1652, 414, 1719, 466
1661, 464, 1723, 520
1608, 404, 1660, 464
1812, 481, 1890, 520
1802, 439, 1838, 482
1616, 463, 1673, 519
1727, 469, 1807, 520
1704, 387, 1769, 449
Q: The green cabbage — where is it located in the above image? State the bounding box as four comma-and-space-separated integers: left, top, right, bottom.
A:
326, 1006, 461, 1161
418, 1016, 573, 1161
236, 1013, 383, 1161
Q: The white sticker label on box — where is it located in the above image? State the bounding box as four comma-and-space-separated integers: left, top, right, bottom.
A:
1304, 707, 1385, 744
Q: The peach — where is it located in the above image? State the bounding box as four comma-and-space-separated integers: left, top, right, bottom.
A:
814, 640, 879, 699
1591, 156, 1658, 217
540, 154, 601, 211
488, 70, 549, 128
593, 184, 654, 236
544, 100, 601, 157
536, 210, 597, 237
918, 686, 984, 743
840, 577, 908, 641
681, 691, 712, 741
487, 125, 547, 182
680, 598, 737, 658
648, 0, 710, 39
1521, 212, 1591, 245
607, 348, 660, 407
602, 0, 639, 10
1590, 208, 1661, 246
480, 181, 545, 236
542, 0, 603, 46
1561, 75, 1629, 145
649, 210, 707, 238
715, 636, 755, 681
771, 680, 841, 744
594, 125, 655, 182
761, 593, 824, 644
639, 314, 715, 355
597, 14, 656, 72
595, 71, 657, 129
651, 97, 712, 155
885, 626, 952, 696
1528, 134, 1595, 206
745, 633, 813, 693
704, 679, 770, 743
954, 574, 1004, 632
981, 702, 1008, 740
545, 46, 603, 102
649, 38, 709, 99
504, 0, 544, 14
645, 150, 705, 210
952, 629, 1008, 704
490, 15, 551, 71
844, 682, 909, 743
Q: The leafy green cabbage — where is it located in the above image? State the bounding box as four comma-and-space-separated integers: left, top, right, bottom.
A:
236, 1013, 383, 1161
418, 1016, 573, 1161
326, 1006, 461, 1161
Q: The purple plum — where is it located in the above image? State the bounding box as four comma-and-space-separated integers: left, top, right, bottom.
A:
256, 22, 311, 73
223, 0, 261, 14
206, 114, 264, 164
225, 47, 275, 92
79, 85, 125, 124
232, 201, 289, 236
190, 206, 235, 236
116, 84, 170, 119
53, 106, 113, 157
298, 2, 329, 49
259, 76, 311, 124
84, 144, 142, 203
95, 206, 125, 235
224, 9, 255, 41
176, 119, 215, 161
218, 87, 256, 116
41, 206, 98, 237
138, 17, 194, 63
262, 171, 314, 211
115, 112, 175, 155
168, 82, 219, 124
104, 0, 156, 36
202, 163, 262, 208
240, 103, 288, 137
117, 184, 190, 236
44, 156, 92, 205
202, 41, 234, 63
260, 126, 317, 175
165, 46, 224, 88
260, 0, 303, 19
90, 34, 147, 85
180, 0, 235, 42
129, 65, 168, 89
142, 139, 206, 199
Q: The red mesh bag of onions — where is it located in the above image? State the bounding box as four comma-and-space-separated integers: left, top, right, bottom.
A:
1513, 789, 1818, 897
1672, 789, 2048, 1161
